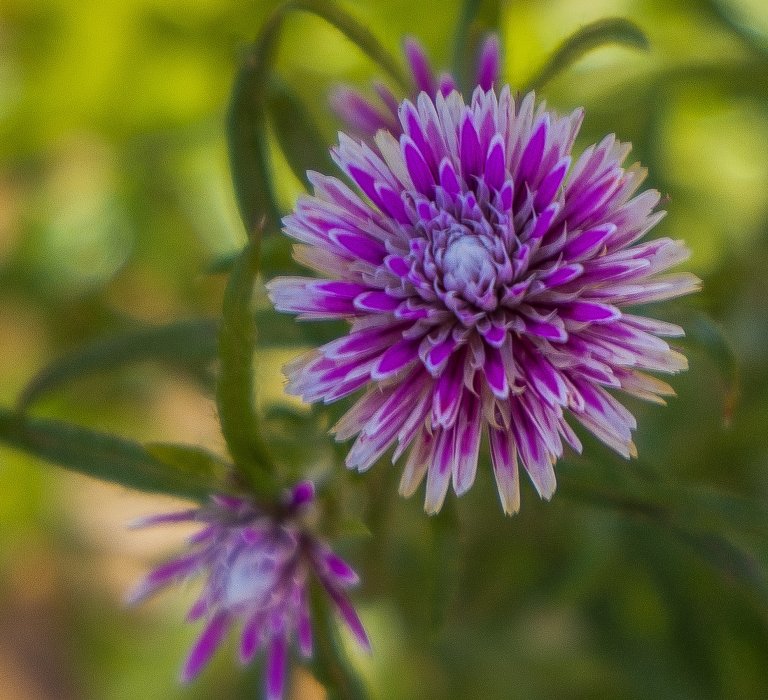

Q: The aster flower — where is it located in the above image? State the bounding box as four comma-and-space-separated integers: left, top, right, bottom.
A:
268, 86, 699, 515
129, 482, 369, 700
332, 34, 500, 139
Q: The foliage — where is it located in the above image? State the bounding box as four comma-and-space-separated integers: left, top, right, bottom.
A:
1, 0, 768, 698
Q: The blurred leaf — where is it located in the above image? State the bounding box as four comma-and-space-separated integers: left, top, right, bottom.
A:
670, 526, 768, 605
525, 18, 649, 92
267, 76, 332, 186
559, 458, 768, 604
336, 516, 373, 540
0, 409, 227, 500
698, 0, 768, 59
16, 319, 219, 411
217, 238, 277, 494
228, 0, 406, 237
144, 442, 233, 485
683, 311, 740, 425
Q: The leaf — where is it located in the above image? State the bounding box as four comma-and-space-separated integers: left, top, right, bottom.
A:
216, 238, 277, 494
267, 77, 333, 187
144, 442, 233, 485
670, 526, 768, 606
227, 0, 406, 237
698, 0, 768, 60
0, 409, 228, 500
525, 17, 649, 92
682, 311, 740, 425
16, 319, 220, 411
336, 516, 373, 540
557, 457, 768, 604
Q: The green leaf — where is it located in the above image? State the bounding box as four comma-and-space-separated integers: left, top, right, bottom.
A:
16, 319, 220, 411
670, 526, 768, 606
558, 457, 768, 603
525, 17, 649, 92
227, 0, 406, 237
267, 76, 332, 186
0, 409, 228, 500
336, 516, 373, 540
682, 311, 740, 425
144, 442, 233, 486
216, 238, 277, 494
698, 0, 768, 60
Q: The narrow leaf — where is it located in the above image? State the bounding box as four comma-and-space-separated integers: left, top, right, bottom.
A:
145, 442, 233, 486
17, 319, 219, 411
682, 311, 740, 425
525, 17, 649, 92
670, 526, 768, 606
267, 76, 332, 186
0, 409, 227, 500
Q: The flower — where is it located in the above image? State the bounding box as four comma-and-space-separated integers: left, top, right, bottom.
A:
129, 482, 369, 700
332, 34, 500, 139
267, 86, 700, 515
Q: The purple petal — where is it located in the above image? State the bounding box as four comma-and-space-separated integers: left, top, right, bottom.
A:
489, 426, 520, 515
484, 135, 506, 191
518, 117, 548, 186
475, 34, 501, 90
240, 613, 264, 664
563, 301, 621, 323
287, 481, 315, 511
460, 115, 482, 179
483, 345, 509, 399
324, 584, 371, 652
402, 136, 435, 195
266, 634, 288, 700
439, 157, 461, 196
404, 38, 436, 94
181, 613, 231, 683
354, 290, 401, 313
372, 336, 421, 379
322, 551, 360, 586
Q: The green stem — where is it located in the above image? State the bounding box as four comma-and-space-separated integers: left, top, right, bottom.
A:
216, 236, 278, 496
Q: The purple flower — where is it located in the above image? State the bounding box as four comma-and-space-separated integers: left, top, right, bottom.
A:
268, 86, 700, 515
129, 482, 369, 700
332, 34, 501, 138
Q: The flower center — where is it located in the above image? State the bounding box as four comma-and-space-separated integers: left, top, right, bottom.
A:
441, 233, 496, 295
224, 547, 282, 608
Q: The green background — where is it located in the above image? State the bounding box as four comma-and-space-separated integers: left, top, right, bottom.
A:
1, 0, 768, 697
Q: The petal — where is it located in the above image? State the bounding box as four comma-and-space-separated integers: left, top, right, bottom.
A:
266, 634, 288, 700
489, 426, 520, 515
181, 613, 231, 683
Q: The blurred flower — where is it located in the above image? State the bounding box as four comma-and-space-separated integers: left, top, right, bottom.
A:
129, 482, 369, 700
332, 34, 500, 138
268, 86, 700, 515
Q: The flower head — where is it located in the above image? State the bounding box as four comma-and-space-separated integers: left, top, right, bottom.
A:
332, 34, 500, 138
268, 86, 699, 515
129, 482, 369, 700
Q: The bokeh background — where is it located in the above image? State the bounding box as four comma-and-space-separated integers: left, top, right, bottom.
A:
2, 0, 768, 697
